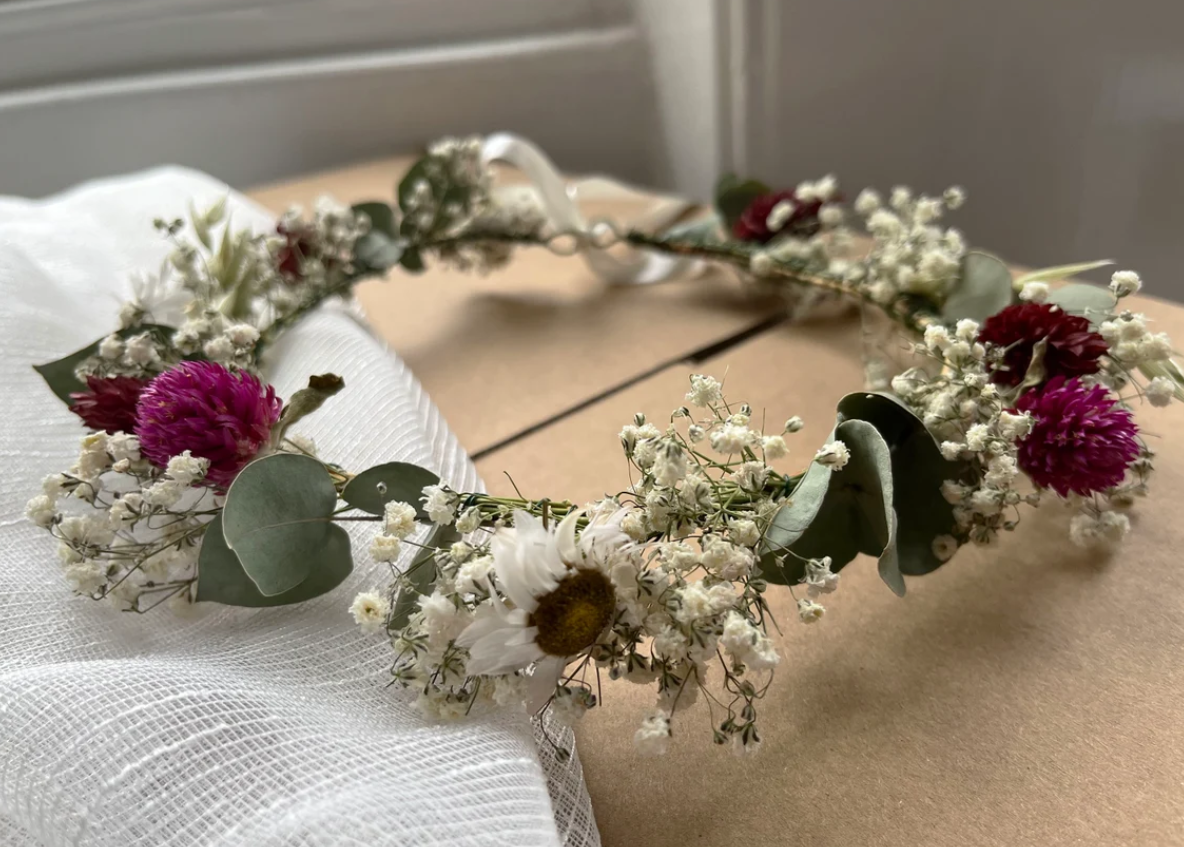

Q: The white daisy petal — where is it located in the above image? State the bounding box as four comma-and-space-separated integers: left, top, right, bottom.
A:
527, 655, 566, 713
555, 510, 581, 564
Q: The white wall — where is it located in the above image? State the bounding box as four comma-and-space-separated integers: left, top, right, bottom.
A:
0, 0, 665, 197
762, 1, 1184, 300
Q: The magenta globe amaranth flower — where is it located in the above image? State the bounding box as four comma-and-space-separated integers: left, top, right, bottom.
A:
1013, 376, 1139, 497
135, 361, 282, 487
70, 375, 148, 434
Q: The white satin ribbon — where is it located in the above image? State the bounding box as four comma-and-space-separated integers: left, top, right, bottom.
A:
480, 133, 706, 286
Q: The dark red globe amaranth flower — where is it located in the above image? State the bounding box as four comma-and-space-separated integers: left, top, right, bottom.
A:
978, 302, 1108, 387
276, 221, 317, 280
135, 361, 282, 488
733, 189, 825, 243
1013, 376, 1139, 497
69, 375, 149, 434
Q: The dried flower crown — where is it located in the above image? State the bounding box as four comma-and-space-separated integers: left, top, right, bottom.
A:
26, 135, 1179, 754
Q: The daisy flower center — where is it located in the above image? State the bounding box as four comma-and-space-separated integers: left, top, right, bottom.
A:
530, 568, 616, 657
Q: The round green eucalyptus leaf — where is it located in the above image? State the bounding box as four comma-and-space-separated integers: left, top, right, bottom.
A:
837, 392, 962, 576
341, 462, 440, 521
351, 201, 395, 236
222, 453, 339, 596
353, 230, 404, 273
714, 174, 770, 230
942, 251, 1015, 324
195, 514, 353, 607
768, 420, 898, 592
1047, 282, 1116, 325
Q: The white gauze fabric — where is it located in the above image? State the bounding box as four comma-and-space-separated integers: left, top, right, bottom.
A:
0, 168, 599, 847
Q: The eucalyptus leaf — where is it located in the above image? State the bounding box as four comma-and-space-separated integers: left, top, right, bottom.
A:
835, 392, 962, 577
764, 420, 895, 591
942, 251, 1015, 323
397, 158, 437, 213
714, 174, 770, 230
351, 201, 396, 237
760, 460, 831, 571
341, 462, 440, 521
353, 230, 405, 273
399, 246, 426, 273
390, 524, 460, 630
222, 453, 340, 596
1046, 282, 1116, 322
1014, 259, 1113, 288
195, 514, 352, 607
33, 323, 174, 406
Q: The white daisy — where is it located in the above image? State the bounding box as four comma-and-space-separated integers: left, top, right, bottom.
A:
456, 509, 628, 712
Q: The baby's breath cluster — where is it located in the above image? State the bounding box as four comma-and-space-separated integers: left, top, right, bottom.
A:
25, 432, 211, 610
371, 376, 849, 756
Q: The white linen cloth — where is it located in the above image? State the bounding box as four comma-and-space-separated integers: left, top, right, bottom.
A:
0, 168, 599, 846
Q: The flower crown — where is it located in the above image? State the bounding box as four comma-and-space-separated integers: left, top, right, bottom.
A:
26, 135, 1177, 755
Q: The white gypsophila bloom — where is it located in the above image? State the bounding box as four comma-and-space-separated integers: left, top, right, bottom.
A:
634, 713, 671, 756
890, 186, 912, 210
803, 557, 839, 597
819, 204, 844, 227
421, 485, 457, 526
944, 186, 966, 209
710, 423, 754, 455
1146, 376, 1175, 407
456, 509, 630, 712
450, 541, 473, 563
455, 554, 494, 595
997, 411, 1034, 441
728, 519, 761, 548
854, 188, 881, 215
142, 478, 186, 509
687, 424, 705, 444
107, 495, 140, 528
702, 538, 754, 581
679, 474, 715, 512
984, 456, 1019, 488
202, 335, 235, 363
766, 200, 795, 232
25, 495, 56, 528
1110, 270, 1142, 298
1019, 281, 1050, 303
123, 332, 161, 367
652, 441, 688, 488
418, 592, 468, 646
797, 598, 825, 624
924, 324, 952, 352
964, 423, 990, 452
59, 515, 114, 550
65, 562, 106, 595
165, 451, 208, 485
686, 374, 724, 408
940, 441, 963, 461
954, 319, 979, 342
931, 535, 959, 562
350, 591, 390, 633
814, 440, 850, 470
75, 433, 111, 482
224, 323, 260, 348
106, 432, 141, 463
731, 461, 768, 493
719, 611, 779, 671
784, 416, 804, 433
43, 473, 68, 501
672, 582, 737, 626
1069, 511, 1130, 549
729, 412, 750, 426
98, 334, 124, 360
369, 534, 402, 563
620, 510, 649, 542
383, 501, 418, 539
761, 434, 788, 460
660, 541, 700, 573
454, 507, 482, 535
